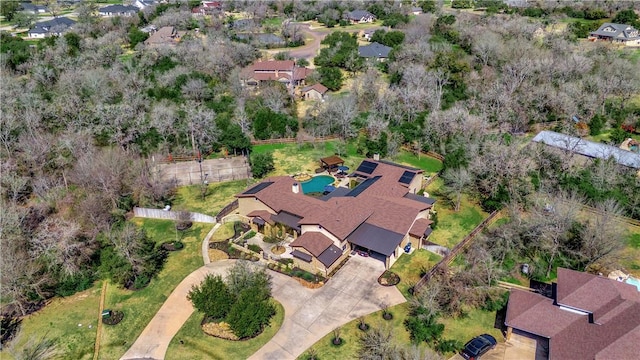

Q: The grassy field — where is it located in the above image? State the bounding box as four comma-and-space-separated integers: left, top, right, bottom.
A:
0, 285, 102, 360
622, 228, 640, 277
303, 303, 414, 360
1, 218, 211, 360
165, 300, 284, 360
172, 180, 250, 216
211, 222, 235, 242
98, 219, 212, 359
439, 308, 503, 344
251, 140, 443, 178
390, 249, 442, 298
425, 178, 489, 248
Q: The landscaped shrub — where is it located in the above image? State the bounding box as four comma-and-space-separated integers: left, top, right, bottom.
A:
243, 230, 256, 239
248, 244, 262, 253
188, 274, 235, 320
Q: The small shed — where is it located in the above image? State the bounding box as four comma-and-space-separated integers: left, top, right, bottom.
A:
302, 83, 328, 101
320, 155, 344, 172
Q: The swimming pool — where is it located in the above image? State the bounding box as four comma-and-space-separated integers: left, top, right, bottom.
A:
301, 175, 335, 194
625, 276, 640, 291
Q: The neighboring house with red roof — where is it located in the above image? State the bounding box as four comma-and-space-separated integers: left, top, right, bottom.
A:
236, 159, 436, 275
505, 268, 640, 360
240, 60, 312, 91
302, 83, 328, 101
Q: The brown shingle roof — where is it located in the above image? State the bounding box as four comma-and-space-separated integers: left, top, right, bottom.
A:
505, 269, 640, 360
303, 83, 329, 95
409, 218, 433, 237
252, 60, 295, 71
290, 232, 333, 257
246, 210, 274, 225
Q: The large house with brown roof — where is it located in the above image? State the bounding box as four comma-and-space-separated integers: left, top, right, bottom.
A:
236, 159, 436, 275
240, 60, 312, 91
505, 268, 640, 360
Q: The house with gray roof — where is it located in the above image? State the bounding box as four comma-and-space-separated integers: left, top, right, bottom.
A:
28, 17, 76, 39
99, 4, 139, 17
20, 2, 48, 14
531, 130, 640, 170
236, 159, 436, 275
358, 42, 392, 60
589, 23, 640, 46
345, 10, 376, 24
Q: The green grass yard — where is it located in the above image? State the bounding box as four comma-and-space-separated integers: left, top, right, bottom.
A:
439, 308, 503, 344
390, 249, 442, 298
622, 228, 640, 277
172, 180, 250, 217
302, 303, 414, 360
98, 219, 212, 359
0, 285, 102, 360
425, 178, 489, 248
165, 300, 284, 360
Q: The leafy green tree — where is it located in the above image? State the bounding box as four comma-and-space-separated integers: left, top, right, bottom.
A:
404, 312, 444, 344
188, 274, 235, 319
0, 32, 31, 69
64, 32, 81, 56
128, 26, 149, 48
296, 58, 309, 67
612, 9, 639, 26
451, 0, 473, 9
219, 124, 251, 154
588, 114, 606, 136
12, 11, 37, 28
0, 2, 19, 22
226, 285, 275, 338
252, 108, 298, 140
371, 30, 405, 47
318, 66, 343, 91
314, 31, 358, 68
250, 151, 275, 178
419, 0, 437, 13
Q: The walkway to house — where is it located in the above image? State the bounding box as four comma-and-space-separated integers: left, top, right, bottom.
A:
120, 255, 405, 360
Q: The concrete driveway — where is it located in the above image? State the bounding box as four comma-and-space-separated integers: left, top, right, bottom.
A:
121, 255, 404, 360
249, 255, 406, 360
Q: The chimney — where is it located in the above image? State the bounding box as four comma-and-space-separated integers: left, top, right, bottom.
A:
373, 153, 380, 161
292, 183, 299, 194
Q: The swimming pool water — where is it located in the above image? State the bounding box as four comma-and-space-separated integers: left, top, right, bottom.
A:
301, 175, 335, 194
625, 276, 640, 291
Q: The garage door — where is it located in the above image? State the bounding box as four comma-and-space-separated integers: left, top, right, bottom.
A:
369, 251, 387, 265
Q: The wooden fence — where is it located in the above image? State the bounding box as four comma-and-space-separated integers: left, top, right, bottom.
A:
216, 199, 239, 222
133, 207, 216, 224
413, 209, 502, 293
400, 146, 445, 162
251, 135, 339, 145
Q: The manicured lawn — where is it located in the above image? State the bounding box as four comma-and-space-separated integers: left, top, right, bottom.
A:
262, 17, 283, 26
172, 180, 250, 216
303, 303, 415, 360
253, 141, 365, 176
251, 141, 442, 178
211, 222, 235, 242
395, 151, 443, 174
439, 308, 503, 345
0, 285, 102, 360
390, 249, 442, 298
165, 300, 284, 359
425, 178, 489, 248
98, 219, 212, 359
622, 228, 640, 277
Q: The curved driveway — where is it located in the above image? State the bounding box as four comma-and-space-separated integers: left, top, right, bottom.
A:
121, 256, 405, 360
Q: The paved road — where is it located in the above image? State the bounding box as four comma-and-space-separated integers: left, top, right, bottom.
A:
249, 255, 406, 360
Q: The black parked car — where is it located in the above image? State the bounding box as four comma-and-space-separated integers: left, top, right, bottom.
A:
461, 334, 497, 360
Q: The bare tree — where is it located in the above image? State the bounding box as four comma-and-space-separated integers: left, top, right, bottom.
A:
441, 168, 471, 212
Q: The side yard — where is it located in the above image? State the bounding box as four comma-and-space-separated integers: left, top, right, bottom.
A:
98, 219, 212, 359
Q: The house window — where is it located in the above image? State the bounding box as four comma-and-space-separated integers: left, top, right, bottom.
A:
342, 244, 346, 251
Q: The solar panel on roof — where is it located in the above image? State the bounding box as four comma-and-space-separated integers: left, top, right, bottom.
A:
346, 176, 381, 197
398, 170, 415, 185
242, 181, 274, 195
356, 160, 378, 174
